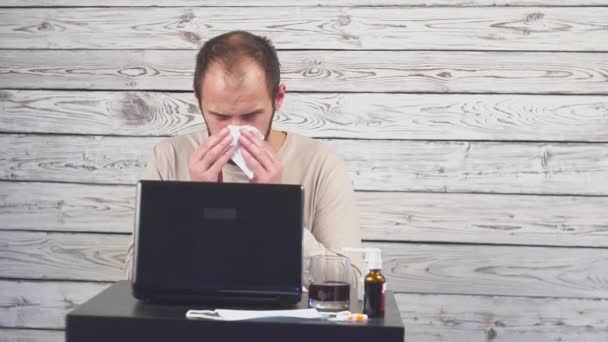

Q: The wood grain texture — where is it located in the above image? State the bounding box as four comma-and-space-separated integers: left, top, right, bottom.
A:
0, 182, 135, 234
2, 134, 607, 195
2, 182, 608, 247
397, 293, 608, 342
367, 241, 608, 299
0, 231, 128, 282
403, 326, 607, 342
3, 90, 608, 142
6, 0, 608, 6
0, 329, 64, 342
2, 50, 607, 94
0, 90, 206, 137
0, 134, 154, 186
1, 7, 607, 51
328, 139, 608, 195
358, 191, 608, 247
2, 279, 608, 342
2, 231, 607, 298
0, 280, 109, 329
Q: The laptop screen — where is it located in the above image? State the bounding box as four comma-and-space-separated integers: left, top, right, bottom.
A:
133, 181, 303, 296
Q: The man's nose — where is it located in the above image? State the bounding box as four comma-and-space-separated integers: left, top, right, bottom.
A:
230, 117, 243, 126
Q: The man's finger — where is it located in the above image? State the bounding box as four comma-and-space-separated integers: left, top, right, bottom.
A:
199, 133, 233, 170
240, 129, 264, 144
241, 147, 267, 175
239, 133, 274, 172
192, 127, 230, 162
207, 146, 235, 177
242, 129, 279, 164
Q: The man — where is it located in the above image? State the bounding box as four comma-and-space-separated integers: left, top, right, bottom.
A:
124, 31, 362, 284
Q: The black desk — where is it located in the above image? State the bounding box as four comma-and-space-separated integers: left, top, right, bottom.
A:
66, 281, 404, 342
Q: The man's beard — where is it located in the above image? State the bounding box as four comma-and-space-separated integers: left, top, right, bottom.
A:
263, 110, 274, 140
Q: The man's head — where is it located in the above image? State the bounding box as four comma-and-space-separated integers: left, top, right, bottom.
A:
193, 31, 286, 139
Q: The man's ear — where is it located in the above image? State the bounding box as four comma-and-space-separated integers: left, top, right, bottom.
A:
274, 84, 287, 111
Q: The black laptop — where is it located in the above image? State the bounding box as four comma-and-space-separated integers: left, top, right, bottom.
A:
131, 180, 304, 306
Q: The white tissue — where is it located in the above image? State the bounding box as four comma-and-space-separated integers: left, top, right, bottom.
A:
227, 125, 264, 179
186, 308, 322, 321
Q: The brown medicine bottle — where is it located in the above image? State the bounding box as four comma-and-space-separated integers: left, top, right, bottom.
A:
363, 249, 385, 318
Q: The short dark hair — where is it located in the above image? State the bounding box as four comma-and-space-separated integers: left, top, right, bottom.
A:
193, 31, 281, 106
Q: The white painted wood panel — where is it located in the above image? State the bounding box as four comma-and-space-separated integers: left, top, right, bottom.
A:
2, 182, 608, 247
0, 231, 127, 282
0, 280, 110, 329
2, 134, 607, 195
1, 8, 607, 51
6, 0, 608, 6
330, 139, 608, 195
369, 241, 608, 298
0, 182, 136, 234
397, 293, 608, 342
403, 326, 607, 342
2, 231, 607, 298
358, 191, 608, 247
2, 50, 607, 94
0, 329, 64, 342
2, 90, 607, 142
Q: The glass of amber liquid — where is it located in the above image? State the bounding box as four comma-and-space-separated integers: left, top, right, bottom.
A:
308, 255, 351, 311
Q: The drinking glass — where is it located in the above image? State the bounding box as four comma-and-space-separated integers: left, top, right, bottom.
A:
307, 255, 351, 310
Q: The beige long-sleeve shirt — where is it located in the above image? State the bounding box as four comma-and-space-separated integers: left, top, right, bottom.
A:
125, 129, 363, 285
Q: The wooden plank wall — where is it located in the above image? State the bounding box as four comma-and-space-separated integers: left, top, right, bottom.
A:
1, 1, 607, 341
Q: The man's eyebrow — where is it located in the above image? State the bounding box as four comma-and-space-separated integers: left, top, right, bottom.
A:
207, 109, 264, 116
243, 109, 264, 116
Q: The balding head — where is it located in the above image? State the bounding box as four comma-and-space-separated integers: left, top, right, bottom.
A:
193, 31, 281, 107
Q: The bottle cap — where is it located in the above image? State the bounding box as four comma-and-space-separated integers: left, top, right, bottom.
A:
366, 248, 382, 270
341, 247, 382, 271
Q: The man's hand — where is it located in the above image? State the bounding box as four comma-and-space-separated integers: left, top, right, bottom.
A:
239, 128, 282, 184
189, 127, 235, 182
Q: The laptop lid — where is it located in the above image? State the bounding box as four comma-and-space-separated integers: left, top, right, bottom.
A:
132, 180, 304, 305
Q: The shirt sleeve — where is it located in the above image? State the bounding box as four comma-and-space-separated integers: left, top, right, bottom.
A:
303, 153, 364, 287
